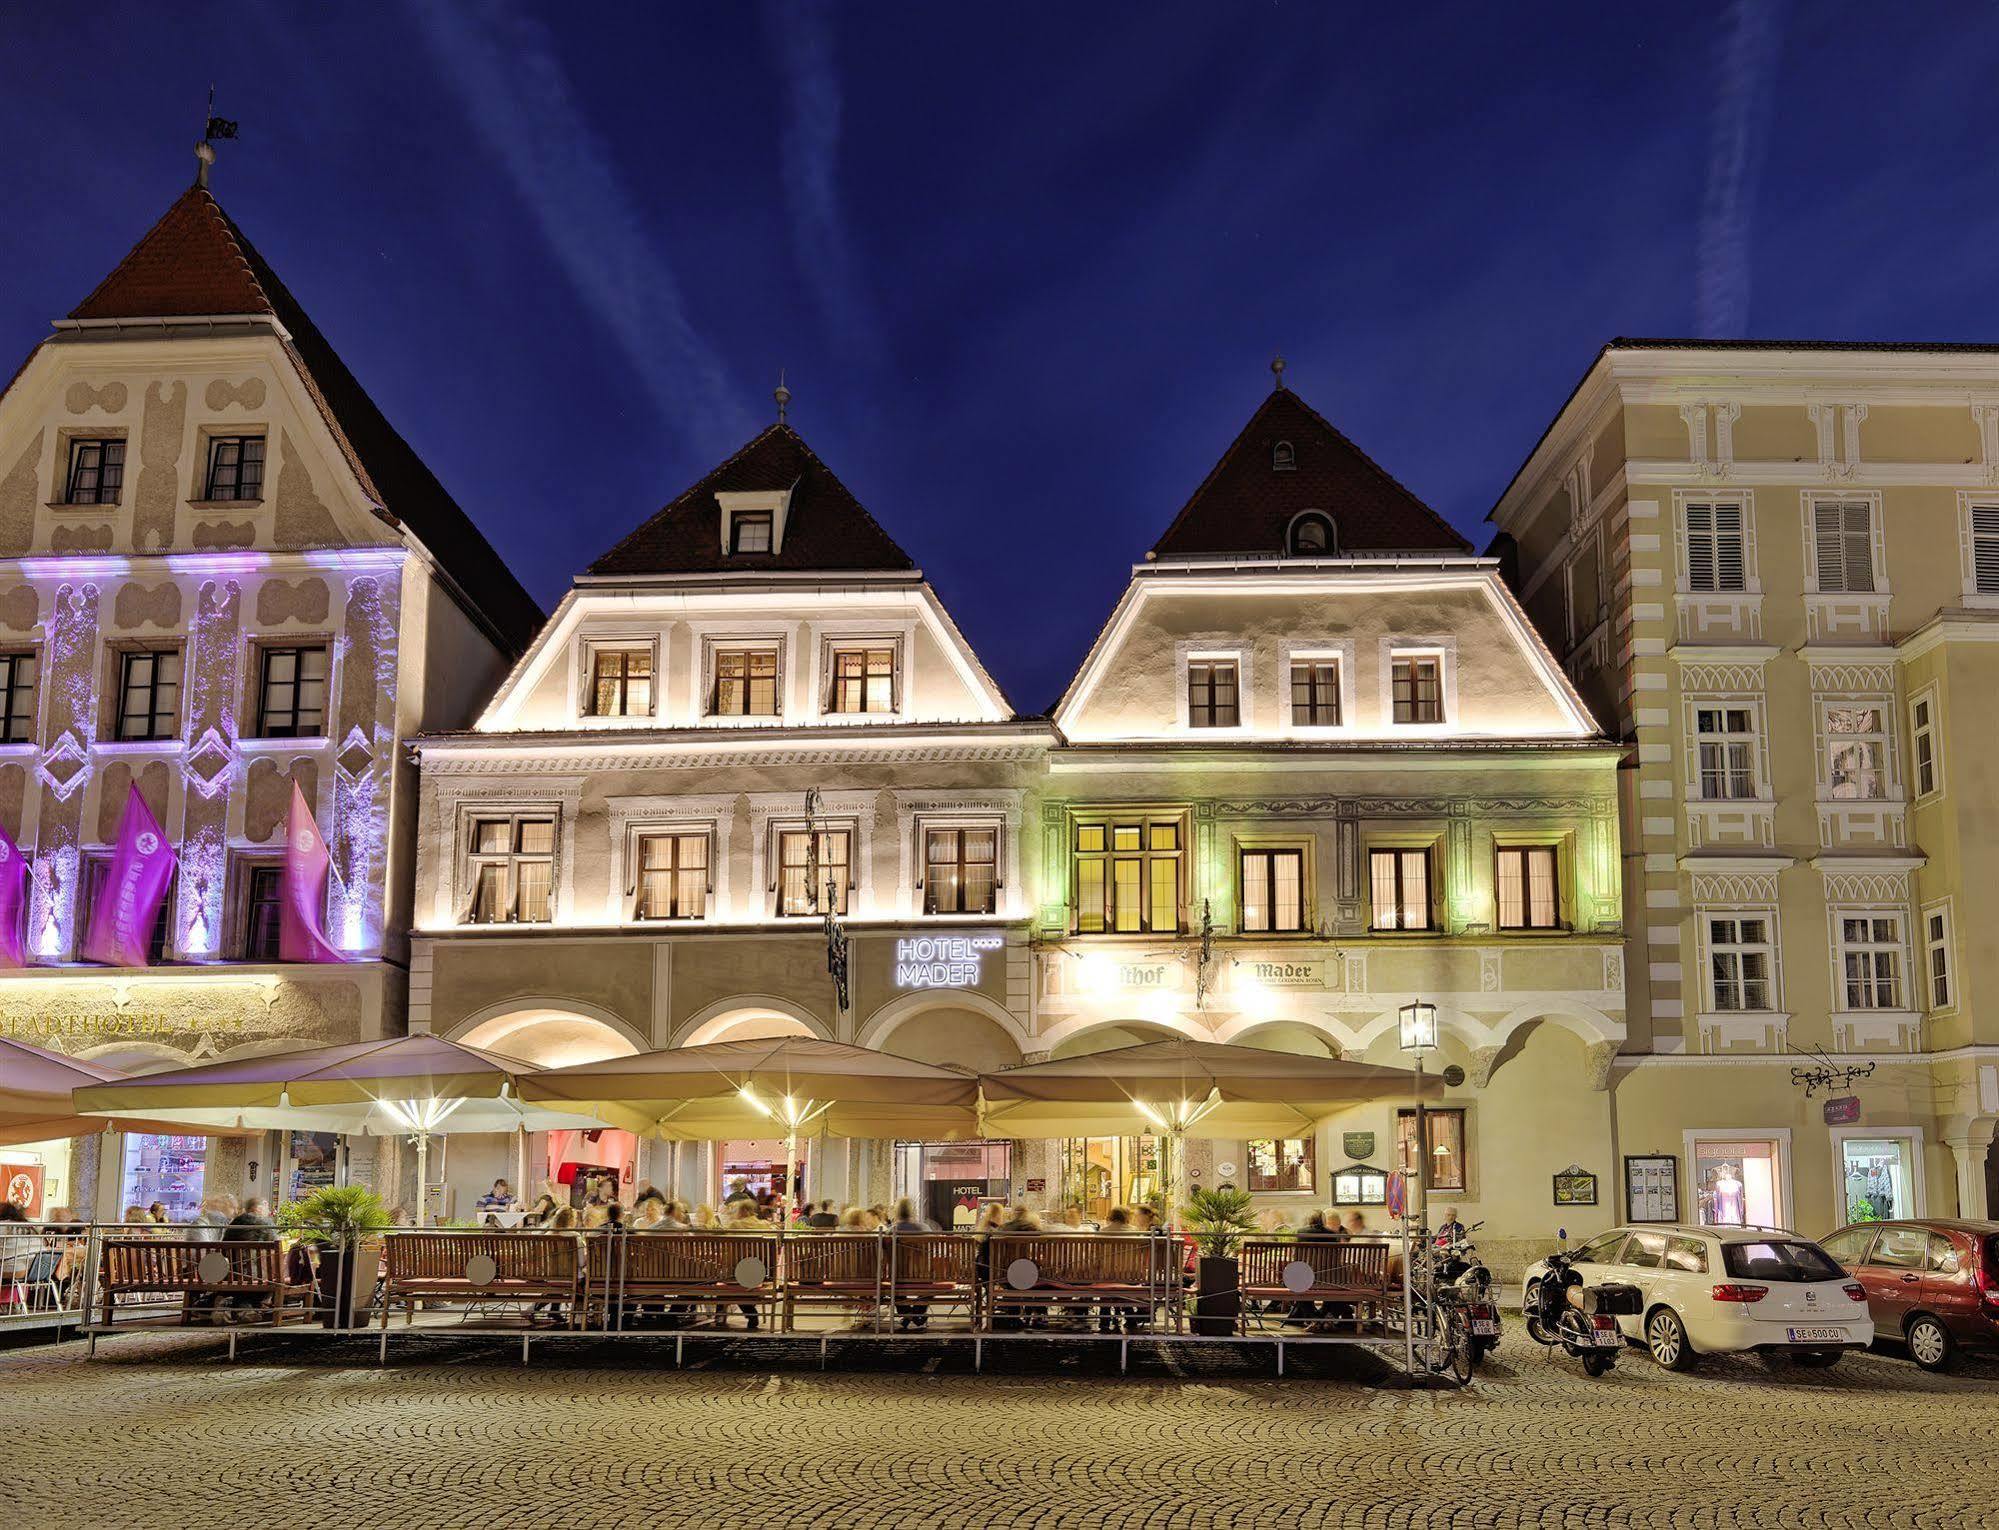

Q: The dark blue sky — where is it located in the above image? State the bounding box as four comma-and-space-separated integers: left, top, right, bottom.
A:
4, 3, 1995, 709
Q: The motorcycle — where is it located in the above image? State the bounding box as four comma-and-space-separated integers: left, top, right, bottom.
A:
1435, 1221, 1502, 1363
1524, 1236, 1641, 1377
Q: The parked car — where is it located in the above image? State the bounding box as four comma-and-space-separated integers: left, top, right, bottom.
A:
1521, 1225, 1873, 1370
1818, 1219, 1999, 1371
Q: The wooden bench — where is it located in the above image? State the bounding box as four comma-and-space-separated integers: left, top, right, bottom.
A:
98, 1238, 313, 1328
604, 1232, 781, 1330
380, 1232, 583, 1333
887, 1234, 980, 1327
984, 1234, 1174, 1329
781, 1234, 883, 1328
1238, 1238, 1393, 1332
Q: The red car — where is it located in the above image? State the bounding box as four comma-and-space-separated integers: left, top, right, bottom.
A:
1819, 1219, 1999, 1371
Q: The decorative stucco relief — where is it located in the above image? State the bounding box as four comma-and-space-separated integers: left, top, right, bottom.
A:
112, 581, 184, 631
64, 381, 128, 415
176, 580, 245, 955
51, 523, 114, 554
133, 380, 186, 553
246, 756, 320, 844
328, 573, 399, 950
0, 431, 46, 554
203, 377, 266, 412
191, 520, 256, 549
0, 586, 38, 632
256, 576, 331, 626
32, 584, 101, 958
273, 430, 340, 548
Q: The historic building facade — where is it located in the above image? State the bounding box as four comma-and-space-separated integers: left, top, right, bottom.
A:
0, 181, 538, 1220
1492, 340, 1999, 1233
413, 384, 1626, 1264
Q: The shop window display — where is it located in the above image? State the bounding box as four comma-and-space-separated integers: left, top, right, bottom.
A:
1691, 1138, 1782, 1228
1840, 1137, 1914, 1224
121, 1133, 207, 1222
893, 1141, 1012, 1228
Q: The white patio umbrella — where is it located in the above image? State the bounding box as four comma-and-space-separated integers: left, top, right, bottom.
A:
73, 1035, 609, 1225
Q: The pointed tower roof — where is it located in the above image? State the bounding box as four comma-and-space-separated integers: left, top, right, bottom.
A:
57, 186, 541, 651
587, 423, 917, 577
1149, 387, 1470, 559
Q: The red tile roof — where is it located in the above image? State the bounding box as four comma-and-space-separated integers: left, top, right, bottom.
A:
1149, 388, 1470, 558
61, 187, 541, 651
587, 423, 916, 576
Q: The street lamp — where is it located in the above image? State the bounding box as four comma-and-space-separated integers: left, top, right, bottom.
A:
1398, 1000, 1437, 1234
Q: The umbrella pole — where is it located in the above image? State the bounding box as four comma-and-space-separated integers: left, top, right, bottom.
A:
515, 1126, 528, 1205
414, 1131, 429, 1229
784, 1131, 797, 1224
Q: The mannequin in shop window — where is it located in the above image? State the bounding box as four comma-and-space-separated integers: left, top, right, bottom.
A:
1711, 1164, 1745, 1226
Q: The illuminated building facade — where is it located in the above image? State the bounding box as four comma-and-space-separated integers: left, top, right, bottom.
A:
0, 183, 538, 1219
414, 384, 1628, 1263
1492, 341, 1999, 1233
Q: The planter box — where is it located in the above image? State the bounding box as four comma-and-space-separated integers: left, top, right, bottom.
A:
1193, 1254, 1240, 1336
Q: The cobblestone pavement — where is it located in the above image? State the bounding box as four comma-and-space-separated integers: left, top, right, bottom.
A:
2, 1333, 1995, 1529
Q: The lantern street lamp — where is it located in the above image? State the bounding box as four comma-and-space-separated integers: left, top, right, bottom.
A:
1398, 999, 1437, 1234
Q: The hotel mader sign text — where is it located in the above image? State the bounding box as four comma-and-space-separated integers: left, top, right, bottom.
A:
894, 934, 1003, 990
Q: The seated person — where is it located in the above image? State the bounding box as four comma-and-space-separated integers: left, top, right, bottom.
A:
476, 1179, 518, 1212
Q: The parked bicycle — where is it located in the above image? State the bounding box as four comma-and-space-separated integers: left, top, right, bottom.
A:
1435, 1219, 1501, 1363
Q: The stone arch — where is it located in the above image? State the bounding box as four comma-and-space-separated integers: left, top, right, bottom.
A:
855, 989, 1032, 1056
1044, 1016, 1201, 1060
672, 995, 832, 1049
1486, 998, 1625, 1049
447, 1001, 646, 1068
865, 996, 1027, 1073
1215, 1019, 1343, 1058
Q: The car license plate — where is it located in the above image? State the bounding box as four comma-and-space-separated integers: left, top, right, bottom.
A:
1786, 1326, 1847, 1344
1471, 1318, 1500, 1336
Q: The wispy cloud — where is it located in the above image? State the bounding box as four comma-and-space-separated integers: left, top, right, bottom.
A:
409, 1, 750, 444
1697, 0, 1788, 338
762, 2, 884, 374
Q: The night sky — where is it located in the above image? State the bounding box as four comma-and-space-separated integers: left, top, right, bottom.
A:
4, 4, 1995, 710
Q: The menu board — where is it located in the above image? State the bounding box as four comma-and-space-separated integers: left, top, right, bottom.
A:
1624, 1155, 1679, 1224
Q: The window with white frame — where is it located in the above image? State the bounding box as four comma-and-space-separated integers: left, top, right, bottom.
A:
1810, 499, 1878, 593
1694, 706, 1758, 800
586, 646, 653, 718
1683, 501, 1747, 591
1186, 659, 1240, 729
1495, 845, 1560, 930
1369, 848, 1432, 931
777, 827, 851, 916
1836, 914, 1904, 1010
1824, 705, 1889, 800
1909, 691, 1940, 799
1707, 915, 1773, 1011
1239, 846, 1305, 934
634, 830, 708, 920
1924, 904, 1954, 1011
1289, 660, 1341, 727
465, 814, 556, 924
923, 826, 997, 915
1969, 504, 1999, 596
710, 646, 780, 717
1390, 655, 1443, 724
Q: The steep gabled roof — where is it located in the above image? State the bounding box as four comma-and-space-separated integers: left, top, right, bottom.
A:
63, 186, 541, 652
1150, 387, 1470, 559
587, 423, 916, 576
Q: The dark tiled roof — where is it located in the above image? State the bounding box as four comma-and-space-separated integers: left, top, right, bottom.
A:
587, 423, 916, 576
1149, 388, 1470, 559
65, 187, 541, 652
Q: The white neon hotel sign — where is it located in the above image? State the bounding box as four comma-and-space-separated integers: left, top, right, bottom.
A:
894, 934, 1003, 989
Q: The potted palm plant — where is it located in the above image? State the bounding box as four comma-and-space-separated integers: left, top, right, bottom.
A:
278, 1185, 392, 1329
1182, 1185, 1258, 1336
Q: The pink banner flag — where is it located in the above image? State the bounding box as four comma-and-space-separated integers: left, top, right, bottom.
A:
82, 785, 176, 967
280, 782, 348, 963
0, 823, 28, 967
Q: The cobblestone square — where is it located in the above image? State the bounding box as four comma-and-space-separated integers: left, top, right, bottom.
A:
2, 1335, 1994, 1528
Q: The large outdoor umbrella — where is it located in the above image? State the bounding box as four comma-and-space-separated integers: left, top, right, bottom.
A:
520, 1037, 982, 1208
0, 1035, 138, 1147
976, 1038, 1446, 1216
73, 1034, 608, 1224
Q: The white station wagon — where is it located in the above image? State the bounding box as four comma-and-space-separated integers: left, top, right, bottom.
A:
1522, 1225, 1874, 1369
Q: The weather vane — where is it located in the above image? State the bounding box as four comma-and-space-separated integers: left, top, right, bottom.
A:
194, 84, 239, 189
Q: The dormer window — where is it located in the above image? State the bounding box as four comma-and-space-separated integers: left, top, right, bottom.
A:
1272, 440, 1296, 472
1287, 511, 1335, 557
729, 511, 773, 555
717, 489, 793, 557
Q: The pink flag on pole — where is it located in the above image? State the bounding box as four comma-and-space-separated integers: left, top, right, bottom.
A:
82, 785, 176, 967
0, 822, 28, 967
280, 782, 348, 963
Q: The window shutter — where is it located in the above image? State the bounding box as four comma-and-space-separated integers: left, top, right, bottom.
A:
1685, 504, 1715, 590
1817, 501, 1874, 592
1712, 504, 1745, 590
1972, 505, 1999, 595
1813, 502, 1845, 590
1842, 502, 1875, 591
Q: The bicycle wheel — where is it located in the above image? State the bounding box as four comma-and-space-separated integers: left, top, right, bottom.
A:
1433, 1303, 1473, 1387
